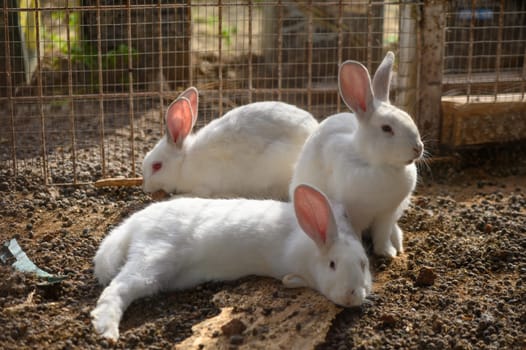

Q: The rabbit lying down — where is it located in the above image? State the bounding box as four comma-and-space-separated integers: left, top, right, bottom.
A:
91, 184, 371, 341
142, 87, 318, 200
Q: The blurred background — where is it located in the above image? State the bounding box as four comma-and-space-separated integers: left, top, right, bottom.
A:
1, 0, 525, 185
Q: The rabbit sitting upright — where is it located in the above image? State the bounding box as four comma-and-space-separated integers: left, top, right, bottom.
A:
290, 52, 424, 257
142, 87, 318, 200
91, 184, 371, 341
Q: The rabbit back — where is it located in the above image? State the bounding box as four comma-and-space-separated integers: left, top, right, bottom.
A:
94, 197, 296, 290
143, 100, 317, 199
178, 102, 318, 199
289, 112, 356, 199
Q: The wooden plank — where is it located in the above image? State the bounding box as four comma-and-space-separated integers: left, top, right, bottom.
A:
441, 96, 526, 147
443, 71, 524, 96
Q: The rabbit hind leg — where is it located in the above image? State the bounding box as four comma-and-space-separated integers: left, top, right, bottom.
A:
91, 261, 161, 341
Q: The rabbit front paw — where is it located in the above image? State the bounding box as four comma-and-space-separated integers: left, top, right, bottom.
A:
373, 241, 397, 258
390, 224, 404, 254
91, 305, 120, 341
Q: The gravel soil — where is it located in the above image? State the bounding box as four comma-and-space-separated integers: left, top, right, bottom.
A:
0, 146, 525, 349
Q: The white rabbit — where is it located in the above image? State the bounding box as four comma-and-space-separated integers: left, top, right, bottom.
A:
290, 52, 424, 258
142, 87, 318, 200
91, 184, 371, 341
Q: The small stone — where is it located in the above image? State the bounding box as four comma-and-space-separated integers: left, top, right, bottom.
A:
378, 314, 397, 329
415, 266, 437, 287
484, 223, 493, 233
0, 182, 10, 191
221, 318, 246, 337
261, 308, 272, 316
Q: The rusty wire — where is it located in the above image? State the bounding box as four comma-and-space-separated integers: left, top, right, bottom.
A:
1, 1, 525, 186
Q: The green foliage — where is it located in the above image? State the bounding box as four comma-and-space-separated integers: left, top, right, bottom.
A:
194, 15, 219, 26
221, 25, 238, 46
103, 44, 139, 70
194, 14, 238, 46
44, 9, 138, 70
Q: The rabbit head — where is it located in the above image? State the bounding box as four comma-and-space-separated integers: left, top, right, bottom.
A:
142, 87, 199, 194
339, 52, 424, 167
284, 184, 372, 307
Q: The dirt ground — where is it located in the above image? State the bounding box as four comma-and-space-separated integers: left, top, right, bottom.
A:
0, 145, 525, 350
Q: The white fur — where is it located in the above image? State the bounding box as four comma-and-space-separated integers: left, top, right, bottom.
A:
290, 52, 424, 257
142, 87, 318, 200
91, 185, 371, 341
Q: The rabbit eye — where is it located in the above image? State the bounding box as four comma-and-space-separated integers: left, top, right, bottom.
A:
329, 261, 336, 270
381, 125, 393, 134
360, 260, 366, 271
152, 162, 162, 172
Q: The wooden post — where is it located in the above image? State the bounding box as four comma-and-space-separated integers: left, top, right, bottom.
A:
0, 0, 27, 97
418, 0, 445, 148
81, 0, 190, 92
397, 1, 418, 120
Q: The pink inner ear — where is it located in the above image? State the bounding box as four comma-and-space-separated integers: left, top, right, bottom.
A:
184, 89, 199, 119
294, 186, 330, 246
165, 99, 194, 144
340, 63, 370, 113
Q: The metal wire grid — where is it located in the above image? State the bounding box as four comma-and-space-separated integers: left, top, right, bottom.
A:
443, 0, 526, 102
1, 1, 403, 185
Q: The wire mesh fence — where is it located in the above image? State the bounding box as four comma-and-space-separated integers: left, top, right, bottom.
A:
443, 0, 526, 101
441, 0, 526, 147
1, 1, 525, 185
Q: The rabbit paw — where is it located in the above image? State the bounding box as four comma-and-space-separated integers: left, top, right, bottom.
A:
373, 242, 397, 258
91, 305, 120, 341
391, 225, 404, 254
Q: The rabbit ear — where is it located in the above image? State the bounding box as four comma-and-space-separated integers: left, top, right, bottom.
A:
372, 51, 395, 103
293, 184, 336, 251
165, 97, 195, 147
338, 60, 374, 118
178, 86, 199, 122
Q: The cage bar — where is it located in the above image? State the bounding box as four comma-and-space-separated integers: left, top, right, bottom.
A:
336, 0, 343, 112
522, 46, 526, 99
34, 0, 48, 184
1, 1, 525, 186
65, 3, 78, 184
157, 0, 165, 136
493, 0, 504, 101
126, 0, 136, 177
3, 1, 17, 176
465, 0, 476, 102
95, 0, 106, 178
247, 0, 253, 103
217, 0, 223, 116
366, 0, 373, 72
306, 0, 313, 109
277, 0, 283, 100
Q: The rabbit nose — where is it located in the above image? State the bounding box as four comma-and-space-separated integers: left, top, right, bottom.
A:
413, 142, 424, 158
346, 289, 357, 304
